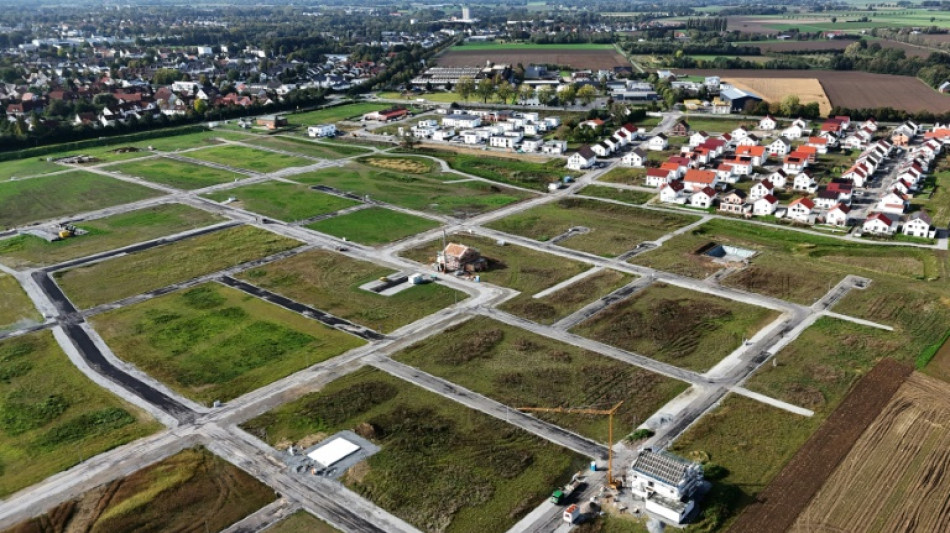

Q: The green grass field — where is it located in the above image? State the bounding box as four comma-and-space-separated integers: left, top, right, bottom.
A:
245, 136, 372, 160
598, 167, 647, 186
0, 158, 65, 181
306, 207, 440, 245
454, 42, 616, 51
242, 367, 586, 533
0, 204, 222, 270
487, 198, 699, 257
0, 273, 40, 331
0, 171, 161, 230
131, 130, 254, 153
395, 317, 687, 443
572, 283, 779, 372
268, 511, 340, 533
402, 234, 592, 320
291, 163, 534, 218
204, 181, 360, 222
238, 250, 466, 333
407, 148, 576, 191
507, 268, 635, 325
680, 117, 756, 134
9, 447, 275, 533
186, 145, 312, 173
94, 283, 364, 404
288, 103, 395, 125
114, 157, 245, 190
0, 331, 160, 497
911, 160, 950, 227
577, 185, 655, 205
55, 225, 301, 309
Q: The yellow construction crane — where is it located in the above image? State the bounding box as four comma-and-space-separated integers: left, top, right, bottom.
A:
517, 401, 624, 486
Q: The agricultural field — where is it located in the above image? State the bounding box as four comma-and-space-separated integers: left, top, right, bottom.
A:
94, 283, 364, 404
0, 204, 222, 269
4, 447, 275, 533
408, 147, 577, 190
0, 331, 160, 498
287, 102, 395, 125
203, 181, 360, 222
291, 163, 534, 218
402, 234, 591, 319
789, 372, 950, 533
572, 283, 779, 372
0, 171, 161, 230
268, 511, 340, 533
511, 268, 635, 325
395, 317, 687, 443
0, 273, 39, 331
113, 157, 245, 190
436, 43, 629, 70
245, 136, 372, 160
306, 207, 440, 245
55, 225, 301, 309
487, 198, 699, 257
242, 367, 586, 533
680, 68, 950, 113
186, 145, 313, 173
750, 38, 934, 58
724, 77, 832, 116
238, 250, 465, 333
0, 157, 65, 181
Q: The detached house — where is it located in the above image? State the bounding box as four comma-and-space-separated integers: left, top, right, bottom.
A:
792, 171, 817, 193
767, 137, 791, 157
719, 190, 749, 215
646, 167, 677, 188
753, 194, 779, 216
750, 179, 775, 201
621, 149, 647, 168
787, 197, 816, 224
826, 203, 851, 227
647, 134, 669, 151
863, 212, 897, 236
758, 115, 777, 131
682, 168, 718, 192
876, 190, 909, 215
659, 181, 688, 203
690, 187, 717, 208
903, 211, 936, 239
567, 146, 598, 170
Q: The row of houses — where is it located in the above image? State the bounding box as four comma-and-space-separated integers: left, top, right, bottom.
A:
566, 123, 648, 170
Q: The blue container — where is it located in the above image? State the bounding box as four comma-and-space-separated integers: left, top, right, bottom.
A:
590, 461, 597, 472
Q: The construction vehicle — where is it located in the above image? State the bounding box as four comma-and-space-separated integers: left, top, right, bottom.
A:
550, 477, 585, 504
57, 224, 77, 240
519, 401, 624, 487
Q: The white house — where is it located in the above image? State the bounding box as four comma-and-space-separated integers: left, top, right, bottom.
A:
787, 197, 816, 224
690, 187, 717, 208
689, 131, 710, 148
489, 133, 522, 149
645, 168, 676, 188
566, 146, 598, 170
903, 211, 936, 239
826, 203, 851, 226
542, 140, 568, 155
876, 190, 909, 215
758, 115, 777, 131
767, 137, 791, 157
781, 124, 806, 140
521, 137, 544, 153
767, 169, 788, 189
307, 124, 337, 137
753, 195, 778, 216
792, 171, 816, 192
628, 449, 704, 525
591, 142, 613, 157
622, 149, 647, 168
659, 181, 688, 204
731, 126, 750, 140
813, 188, 842, 210
647, 134, 669, 151
863, 212, 897, 236
750, 179, 775, 201
442, 113, 482, 129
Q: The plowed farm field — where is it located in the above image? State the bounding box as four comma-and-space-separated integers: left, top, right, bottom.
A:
682, 69, 950, 113
437, 46, 630, 70
790, 372, 950, 533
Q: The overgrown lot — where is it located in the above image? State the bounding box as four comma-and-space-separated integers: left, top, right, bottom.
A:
55, 225, 300, 308
395, 317, 687, 443
407, 148, 577, 190
238, 250, 465, 333
505, 268, 634, 325
246, 136, 371, 159
487, 198, 698, 257
186, 145, 312, 173
572, 283, 778, 372
4, 447, 274, 533
0, 171, 160, 230
0, 331, 159, 497
93, 283, 364, 404
306, 207, 439, 245
114, 157, 245, 190
204, 181, 359, 222
0, 204, 223, 269
578, 185, 655, 205
242, 368, 586, 533
0, 274, 39, 331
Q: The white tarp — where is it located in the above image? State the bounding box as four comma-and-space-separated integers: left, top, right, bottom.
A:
307, 438, 361, 467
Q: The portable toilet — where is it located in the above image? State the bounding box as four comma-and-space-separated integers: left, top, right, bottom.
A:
590, 461, 597, 472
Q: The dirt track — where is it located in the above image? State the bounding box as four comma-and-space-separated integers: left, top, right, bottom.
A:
436, 48, 629, 70
729, 358, 913, 533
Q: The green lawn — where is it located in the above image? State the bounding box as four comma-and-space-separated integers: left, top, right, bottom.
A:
204, 182, 360, 222
0, 331, 161, 497
238, 249, 466, 333
680, 117, 756, 134
242, 367, 586, 533
0, 171, 161, 230
506, 268, 635, 325
0, 204, 222, 269
288, 103, 395, 125
572, 283, 779, 372
186, 145, 312, 173
577, 185, 655, 205
291, 163, 534, 218
245, 136, 372, 160
911, 160, 950, 227
0, 158, 65, 181
454, 42, 615, 50
487, 198, 699, 257
598, 167, 647, 185
114, 157, 245, 190
407, 148, 576, 191
269, 511, 340, 533
0, 273, 40, 331
55, 225, 301, 309
306, 207, 440, 245
94, 283, 364, 404
395, 316, 687, 443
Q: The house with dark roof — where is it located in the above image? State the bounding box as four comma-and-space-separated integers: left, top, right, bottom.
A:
903, 211, 936, 239
566, 146, 597, 170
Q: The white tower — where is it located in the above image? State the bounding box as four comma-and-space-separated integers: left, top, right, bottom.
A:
462, 6, 471, 20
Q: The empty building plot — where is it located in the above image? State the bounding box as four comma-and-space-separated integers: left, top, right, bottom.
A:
571, 283, 779, 372
0, 273, 40, 331
237, 250, 465, 333
54, 225, 301, 309
93, 283, 364, 404
113, 157, 246, 190
203, 181, 360, 223
487, 198, 699, 257
305, 207, 440, 245
504, 268, 636, 325
185, 145, 312, 173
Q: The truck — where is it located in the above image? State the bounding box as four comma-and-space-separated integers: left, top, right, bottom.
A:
549, 478, 585, 504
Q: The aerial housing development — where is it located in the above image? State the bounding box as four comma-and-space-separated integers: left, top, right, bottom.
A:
1, 1, 950, 533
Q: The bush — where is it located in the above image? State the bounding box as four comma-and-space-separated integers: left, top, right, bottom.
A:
628, 428, 655, 440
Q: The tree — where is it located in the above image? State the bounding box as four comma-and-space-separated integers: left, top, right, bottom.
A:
780, 94, 800, 116
577, 84, 598, 106
518, 83, 535, 104
194, 99, 208, 114
559, 84, 577, 107
537, 85, 555, 105
476, 77, 495, 103
496, 81, 515, 104
455, 76, 475, 102
399, 131, 420, 151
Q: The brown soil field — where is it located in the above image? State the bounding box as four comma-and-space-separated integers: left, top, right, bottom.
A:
436, 48, 629, 70
725, 77, 833, 115
788, 372, 950, 533
681, 69, 950, 113
728, 16, 834, 34
362, 156, 432, 174
730, 358, 913, 533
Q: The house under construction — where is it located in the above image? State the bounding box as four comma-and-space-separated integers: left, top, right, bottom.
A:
436, 242, 487, 273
